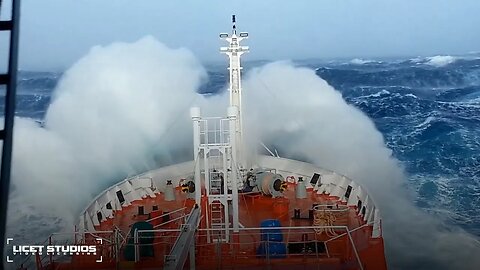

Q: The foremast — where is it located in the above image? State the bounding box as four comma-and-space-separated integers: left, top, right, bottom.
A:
220, 15, 249, 167
190, 16, 248, 240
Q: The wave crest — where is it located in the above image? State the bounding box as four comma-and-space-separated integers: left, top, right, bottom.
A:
425, 55, 457, 67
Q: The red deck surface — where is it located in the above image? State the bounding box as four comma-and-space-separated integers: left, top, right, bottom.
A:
40, 184, 387, 270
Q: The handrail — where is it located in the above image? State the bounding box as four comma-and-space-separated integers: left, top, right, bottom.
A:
85, 232, 113, 243
313, 204, 350, 213
140, 225, 350, 233
15, 224, 368, 269
153, 214, 188, 229
324, 222, 373, 244
50, 230, 115, 236
135, 220, 370, 268
119, 226, 133, 250
261, 155, 381, 211
78, 160, 194, 218
78, 155, 382, 238
145, 207, 186, 222
136, 224, 365, 269
346, 229, 364, 270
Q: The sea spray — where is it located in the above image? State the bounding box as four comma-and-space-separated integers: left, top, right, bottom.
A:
7, 36, 205, 243
242, 61, 480, 270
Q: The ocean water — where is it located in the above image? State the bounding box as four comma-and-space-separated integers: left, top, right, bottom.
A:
2, 55, 480, 259
313, 56, 480, 237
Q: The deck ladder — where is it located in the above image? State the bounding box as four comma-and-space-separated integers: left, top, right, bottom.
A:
201, 118, 231, 243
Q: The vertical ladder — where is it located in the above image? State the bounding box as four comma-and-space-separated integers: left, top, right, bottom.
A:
208, 151, 224, 195
202, 118, 231, 243
0, 0, 20, 259
209, 200, 227, 241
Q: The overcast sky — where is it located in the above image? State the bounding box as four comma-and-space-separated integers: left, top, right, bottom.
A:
1, 0, 480, 71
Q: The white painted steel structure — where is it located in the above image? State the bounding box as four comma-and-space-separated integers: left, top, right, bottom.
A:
190, 106, 241, 239
219, 15, 249, 167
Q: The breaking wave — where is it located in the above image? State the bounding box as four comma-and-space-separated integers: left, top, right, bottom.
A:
350, 58, 377, 65
5, 43, 480, 270
425, 55, 457, 67
6, 36, 205, 243
242, 62, 480, 270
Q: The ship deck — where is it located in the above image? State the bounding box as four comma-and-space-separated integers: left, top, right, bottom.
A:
38, 182, 386, 270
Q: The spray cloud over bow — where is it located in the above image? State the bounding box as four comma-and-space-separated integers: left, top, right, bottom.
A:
242, 62, 480, 270
7, 36, 204, 240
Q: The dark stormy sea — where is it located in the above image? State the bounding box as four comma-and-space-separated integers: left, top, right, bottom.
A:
2, 53, 480, 269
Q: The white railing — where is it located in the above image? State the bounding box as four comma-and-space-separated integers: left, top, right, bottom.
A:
133, 225, 368, 270
199, 117, 230, 146
10, 222, 377, 270
145, 207, 186, 223
77, 154, 383, 239
258, 155, 383, 238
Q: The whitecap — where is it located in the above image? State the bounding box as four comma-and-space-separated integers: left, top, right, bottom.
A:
372, 89, 391, 97
409, 56, 423, 63
425, 55, 457, 67
415, 116, 436, 128
350, 58, 374, 65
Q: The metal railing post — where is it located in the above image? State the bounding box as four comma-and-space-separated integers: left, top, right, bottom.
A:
134, 229, 139, 262
74, 226, 77, 244
266, 233, 270, 269
48, 235, 53, 265
114, 229, 120, 266
346, 230, 364, 270
216, 240, 221, 269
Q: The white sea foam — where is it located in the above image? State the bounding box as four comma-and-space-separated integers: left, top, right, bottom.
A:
425, 55, 457, 67
242, 62, 480, 270
410, 55, 458, 67
410, 56, 424, 63
415, 116, 436, 128
350, 58, 375, 65
372, 89, 390, 97
7, 36, 205, 241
